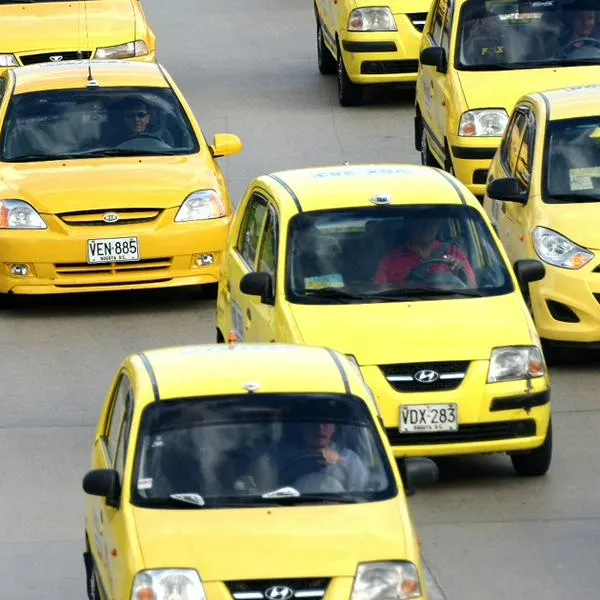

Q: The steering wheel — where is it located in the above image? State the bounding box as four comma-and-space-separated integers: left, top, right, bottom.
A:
406, 258, 469, 288
560, 37, 600, 57
123, 132, 164, 142
279, 451, 328, 485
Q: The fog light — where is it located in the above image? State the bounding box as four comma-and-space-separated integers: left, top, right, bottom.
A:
196, 253, 215, 266
10, 264, 30, 276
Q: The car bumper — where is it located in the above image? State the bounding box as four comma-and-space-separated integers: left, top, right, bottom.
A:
448, 136, 500, 199
340, 21, 423, 84
0, 215, 229, 295
530, 256, 600, 344
362, 362, 551, 458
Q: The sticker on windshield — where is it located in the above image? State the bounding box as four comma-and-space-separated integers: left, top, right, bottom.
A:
305, 274, 344, 289
311, 166, 409, 179
570, 167, 600, 191
137, 478, 153, 490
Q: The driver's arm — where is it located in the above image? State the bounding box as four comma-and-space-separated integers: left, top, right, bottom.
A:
448, 245, 476, 283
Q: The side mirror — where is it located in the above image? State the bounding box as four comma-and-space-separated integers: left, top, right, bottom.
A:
211, 133, 243, 158
82, 469, 121, 507
514, 259, 545, 299
487, 177, 527, 204
240, 271, 274, 304
419, 46, 447, 73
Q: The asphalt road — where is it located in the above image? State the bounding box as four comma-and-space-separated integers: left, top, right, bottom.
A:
1, 1, 600, 598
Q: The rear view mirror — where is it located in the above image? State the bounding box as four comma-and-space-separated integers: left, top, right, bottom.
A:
240, 271, 274, 304
487, 177, 527, 203
82, 469, 121, 507
514, 259, 545, 299
211, 133, 243, 158
419, 46, 447, 73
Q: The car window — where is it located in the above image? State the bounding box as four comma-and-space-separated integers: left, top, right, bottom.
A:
257, 207, 278, 277
429, 0, 448, 44
501, 110, 527, 174
104, 374, 131, 463
237, 194, 268, 269
456, 0, 600, 70
285, 204, 514, 304
132, 392, 397, 507
440, 0, 454, 54
543, 115, 600, 203
114, 388, 134, 478
0, 77, 6, 104
515, 123, 532, 188
1, 87, 200, 162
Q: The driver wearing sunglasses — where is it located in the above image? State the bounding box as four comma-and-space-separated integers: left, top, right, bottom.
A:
123, 100, 152, 134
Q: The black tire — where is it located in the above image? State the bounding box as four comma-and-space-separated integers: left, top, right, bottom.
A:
84, 540, 101, 600
337, 45, 363, 107
317, 21, 336, 75
216, 328, 225, 343
510, 419, 552, 477
420, 122, 438, 167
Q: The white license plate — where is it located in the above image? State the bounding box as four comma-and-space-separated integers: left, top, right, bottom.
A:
87, 237, 139, 264
400, 403, 458, 433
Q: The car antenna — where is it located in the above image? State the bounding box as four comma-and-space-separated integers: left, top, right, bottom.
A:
77, 0, 82, 60
81, 0, 99, 88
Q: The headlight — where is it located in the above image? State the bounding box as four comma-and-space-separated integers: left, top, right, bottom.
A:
95, 40, 149, 60
487, 346, 545, 383
175, 190, 226, 222
131, 569, 207, 600
348, 8, 397, 31
0, 54, 18, 67
459, 109, 509, 137
351, 562, 421, 600
0, 200, 47, 230
532, 226, 593, 270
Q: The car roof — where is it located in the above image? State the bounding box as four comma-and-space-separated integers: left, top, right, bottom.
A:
261, 164, 474, 213
11, 60, 169, 95
533, 85, 600, 121
133, 343, 363, 404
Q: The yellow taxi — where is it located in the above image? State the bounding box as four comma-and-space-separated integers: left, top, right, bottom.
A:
216, 163, 553, 476
0, 60, 242, 300
483, 85, 600, 348
414, 0, 600, 200
0, 0, 156, 74
82, 343, 430, 600
314, 0, 431, 106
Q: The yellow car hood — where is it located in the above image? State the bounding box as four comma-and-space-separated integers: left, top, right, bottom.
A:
290, 295, 532, 364
133, 500, 410, 579
0, 157, 214, 213
538, 202, 600, 251
0, 1, 135, 53
457, 67, 600, 111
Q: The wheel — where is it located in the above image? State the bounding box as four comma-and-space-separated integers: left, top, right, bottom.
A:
337, 45, 363, 107
420, 123, 438, 167
317, 21, 336, 75
84, 539, 101, 600
510, 419, 552, 477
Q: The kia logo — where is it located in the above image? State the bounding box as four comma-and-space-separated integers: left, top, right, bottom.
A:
49, 55, 63, 62
414, 369, 439, 383
265, 587, 294, 600
103, 213, 119, 224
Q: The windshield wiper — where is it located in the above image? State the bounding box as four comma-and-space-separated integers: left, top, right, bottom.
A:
260, 487, 358, 504
365, 287, 484, 299
301, 287, 373, 303
138, 493, 207, 509
67, 148, 179, 158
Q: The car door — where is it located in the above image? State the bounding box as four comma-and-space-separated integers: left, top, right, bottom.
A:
226, 191, 269, 341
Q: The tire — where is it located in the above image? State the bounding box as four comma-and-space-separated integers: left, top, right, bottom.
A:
84, 540, 101, 600
510, 419, 552, 477
420, 123, 438, 167
216, 328, 225, 344
317, 21, 336, 75
337, 45, 363, 107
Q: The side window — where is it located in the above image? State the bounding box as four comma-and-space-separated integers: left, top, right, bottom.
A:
113, 389, 133, 478
500, 110, 527, 173
440, 0, 453, 54
429, 0, 447, 44
257, 207, 278, 277
0, 77, 6, 103
515, 123, 533, 188
104, 375, 131, 463
237, 194, 268, 269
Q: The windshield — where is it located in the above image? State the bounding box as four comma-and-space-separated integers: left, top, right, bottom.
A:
285, 205, 513, 304
132, 393, 396, 509
543, 115, 600, 202
457, 0, 600, 70
0, 87, 200, 162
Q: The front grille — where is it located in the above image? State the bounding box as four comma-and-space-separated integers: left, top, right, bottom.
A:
408, 12, 428, 32
19, 51, 92, 66
54, 258, 172, 277
361, 59, 418, 75
226, 579, 330, 600
380, 361, 470, 392
386, 419, 536, 446
58, 208, 162, 227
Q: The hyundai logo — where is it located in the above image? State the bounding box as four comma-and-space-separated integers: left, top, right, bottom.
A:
414, 369, 440, 383
103, 213, 119, 224
265, 587, 294, 600
49, 55, 63, 62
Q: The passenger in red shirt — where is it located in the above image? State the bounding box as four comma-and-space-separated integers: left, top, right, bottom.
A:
375, 216, 476, 286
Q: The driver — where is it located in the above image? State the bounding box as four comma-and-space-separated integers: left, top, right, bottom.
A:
556, 8, 599, 53
122, 99, 152, 137
375, 214, 476, 286
279, 422, 368, 492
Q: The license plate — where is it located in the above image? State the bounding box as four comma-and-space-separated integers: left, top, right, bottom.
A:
400, 403, 458, 433
87, 237, 139, 264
